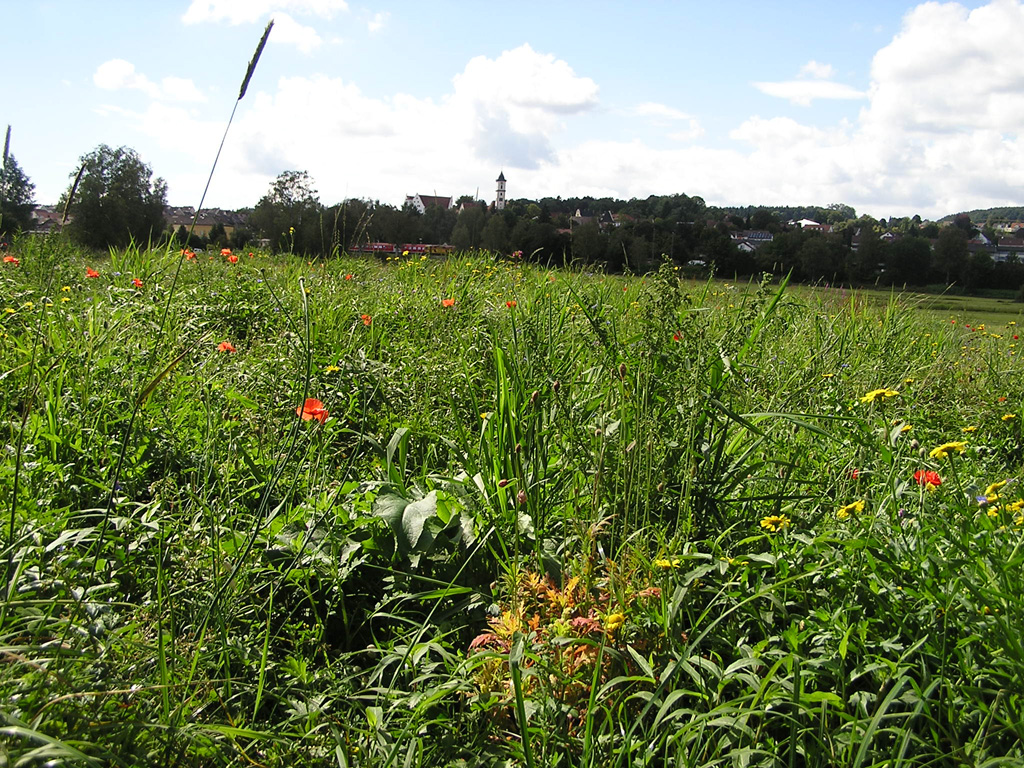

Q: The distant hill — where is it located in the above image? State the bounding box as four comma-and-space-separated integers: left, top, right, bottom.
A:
939, 207, 1024, 225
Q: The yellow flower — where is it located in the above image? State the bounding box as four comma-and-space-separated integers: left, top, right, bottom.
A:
3, 308, 13, 314
929, 441, 967, 459
654, 558, 681, 569
324, 365, 340, 373
983, 480, 1007, 501
760, 514, 791, 532
860, 388, 900, 404
837, 500, 865, 520
61, 286, 71, 292
1002, 414, 1017, 422
962, 426, 977, 433
604, 613, 626, 633
904, 378, 915, 384
22, 302, 33, 310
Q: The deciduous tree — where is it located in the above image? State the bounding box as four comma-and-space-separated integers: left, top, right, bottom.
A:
62, 145, 167, 249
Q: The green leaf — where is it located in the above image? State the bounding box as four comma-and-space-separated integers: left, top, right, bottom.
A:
402, 491, 437, 550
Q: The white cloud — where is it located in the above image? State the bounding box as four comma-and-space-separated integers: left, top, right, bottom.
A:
632, 101, 703, 141
451, 44, 599, 168
93, 59, 205, 102
753, 79, 866, 106
104, 2, 1024, 220
269, 12, 323, 53
182, 0, 347, 25
368, 11, 389, 33
799, 60, 836, 79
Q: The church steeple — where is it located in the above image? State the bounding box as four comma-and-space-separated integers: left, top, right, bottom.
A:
495, 171, 506, 211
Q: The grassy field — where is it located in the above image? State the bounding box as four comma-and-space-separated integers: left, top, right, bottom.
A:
2, 238, 1024, 766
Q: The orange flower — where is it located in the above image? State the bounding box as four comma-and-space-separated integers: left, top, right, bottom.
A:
361, 313, 372, 326
220, 248, 232, 256
442, 298, 455, 307
227, 254, 238, 264
132, 277, 143, 288
86, 268, 100, 278
185, 250, 196, 260
248, 252, 254, 258
673, 333, 680, 342
345, 274, 353, 280
218, 341, 237, 353
506, 300, 517, 308
3, 255, 19, 266
296, 398, 329, 424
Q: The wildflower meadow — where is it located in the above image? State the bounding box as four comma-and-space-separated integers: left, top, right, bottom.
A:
2, 237, 1024, 766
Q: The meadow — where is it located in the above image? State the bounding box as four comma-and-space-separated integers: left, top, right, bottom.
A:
2, 238, 1023, 767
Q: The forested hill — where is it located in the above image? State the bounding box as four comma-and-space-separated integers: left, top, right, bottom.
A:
939, 207, 1024, 224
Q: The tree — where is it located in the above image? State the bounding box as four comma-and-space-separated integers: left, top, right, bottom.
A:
933, 226, 968, 284
480, 214, 509, 253
0, 153, 36, 237
62, 145, 167, 249
885, 237, 932, 286
251, 170, 322, 253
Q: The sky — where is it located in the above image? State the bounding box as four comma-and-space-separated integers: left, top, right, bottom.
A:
6, 0, 1024, 220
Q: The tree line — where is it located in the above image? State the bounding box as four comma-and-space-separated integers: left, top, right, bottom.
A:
5, 143, 1024, 294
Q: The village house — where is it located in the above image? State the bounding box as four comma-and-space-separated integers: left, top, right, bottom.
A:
403, 194, 453, 214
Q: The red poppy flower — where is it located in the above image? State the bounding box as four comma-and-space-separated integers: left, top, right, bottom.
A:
132, 277, 143, 288
442, 298, 455, 307
185, 250, 196, 260
221, 248, 232, 257
86, 268, 100, 278
673, 333, 681, 342
361, 313, 372, 326
227, 254, 238, 264
851, 468, 860, 480
218, 341, 237, 353
913, 470, 942, 487
345, 274, 353, 280
3, 255, 19, 266
506, 300, 517, 308
296, 398, 329, 424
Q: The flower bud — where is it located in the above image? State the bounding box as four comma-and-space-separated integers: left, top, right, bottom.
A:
517, 489, 528, 505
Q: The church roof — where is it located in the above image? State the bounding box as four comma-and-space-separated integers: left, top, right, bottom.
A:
496, 171, 505, 182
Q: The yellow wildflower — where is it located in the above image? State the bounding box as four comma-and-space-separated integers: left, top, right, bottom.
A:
1002, 414, 1017, 422
837, 500, 865, 520
654, 558, 681, 569
760, 514, 791, 532
605, 613, 626, 633
860, 388, 899, 404
983, 480, 1008, 501
929, 442, 967, 460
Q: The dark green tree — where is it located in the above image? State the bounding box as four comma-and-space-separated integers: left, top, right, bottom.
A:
933, 226, 969, 284
207, 221, 228, 248
251, 170, 322, 253
480, 214, 509, 253
0, 153, 36, 237
885, 237, 932, 286
62, 145, 166, 249
451, 206, 486, 250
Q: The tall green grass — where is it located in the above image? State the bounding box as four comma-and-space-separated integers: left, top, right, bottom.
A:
1, 242, 1023, 765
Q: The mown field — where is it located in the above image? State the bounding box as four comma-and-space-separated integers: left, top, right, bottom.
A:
2, 237, 1023, 767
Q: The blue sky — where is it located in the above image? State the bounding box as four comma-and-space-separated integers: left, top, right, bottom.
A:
6, 0, 1020, 219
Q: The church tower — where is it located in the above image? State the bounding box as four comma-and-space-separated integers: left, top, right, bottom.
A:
495, 171, 506, 211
